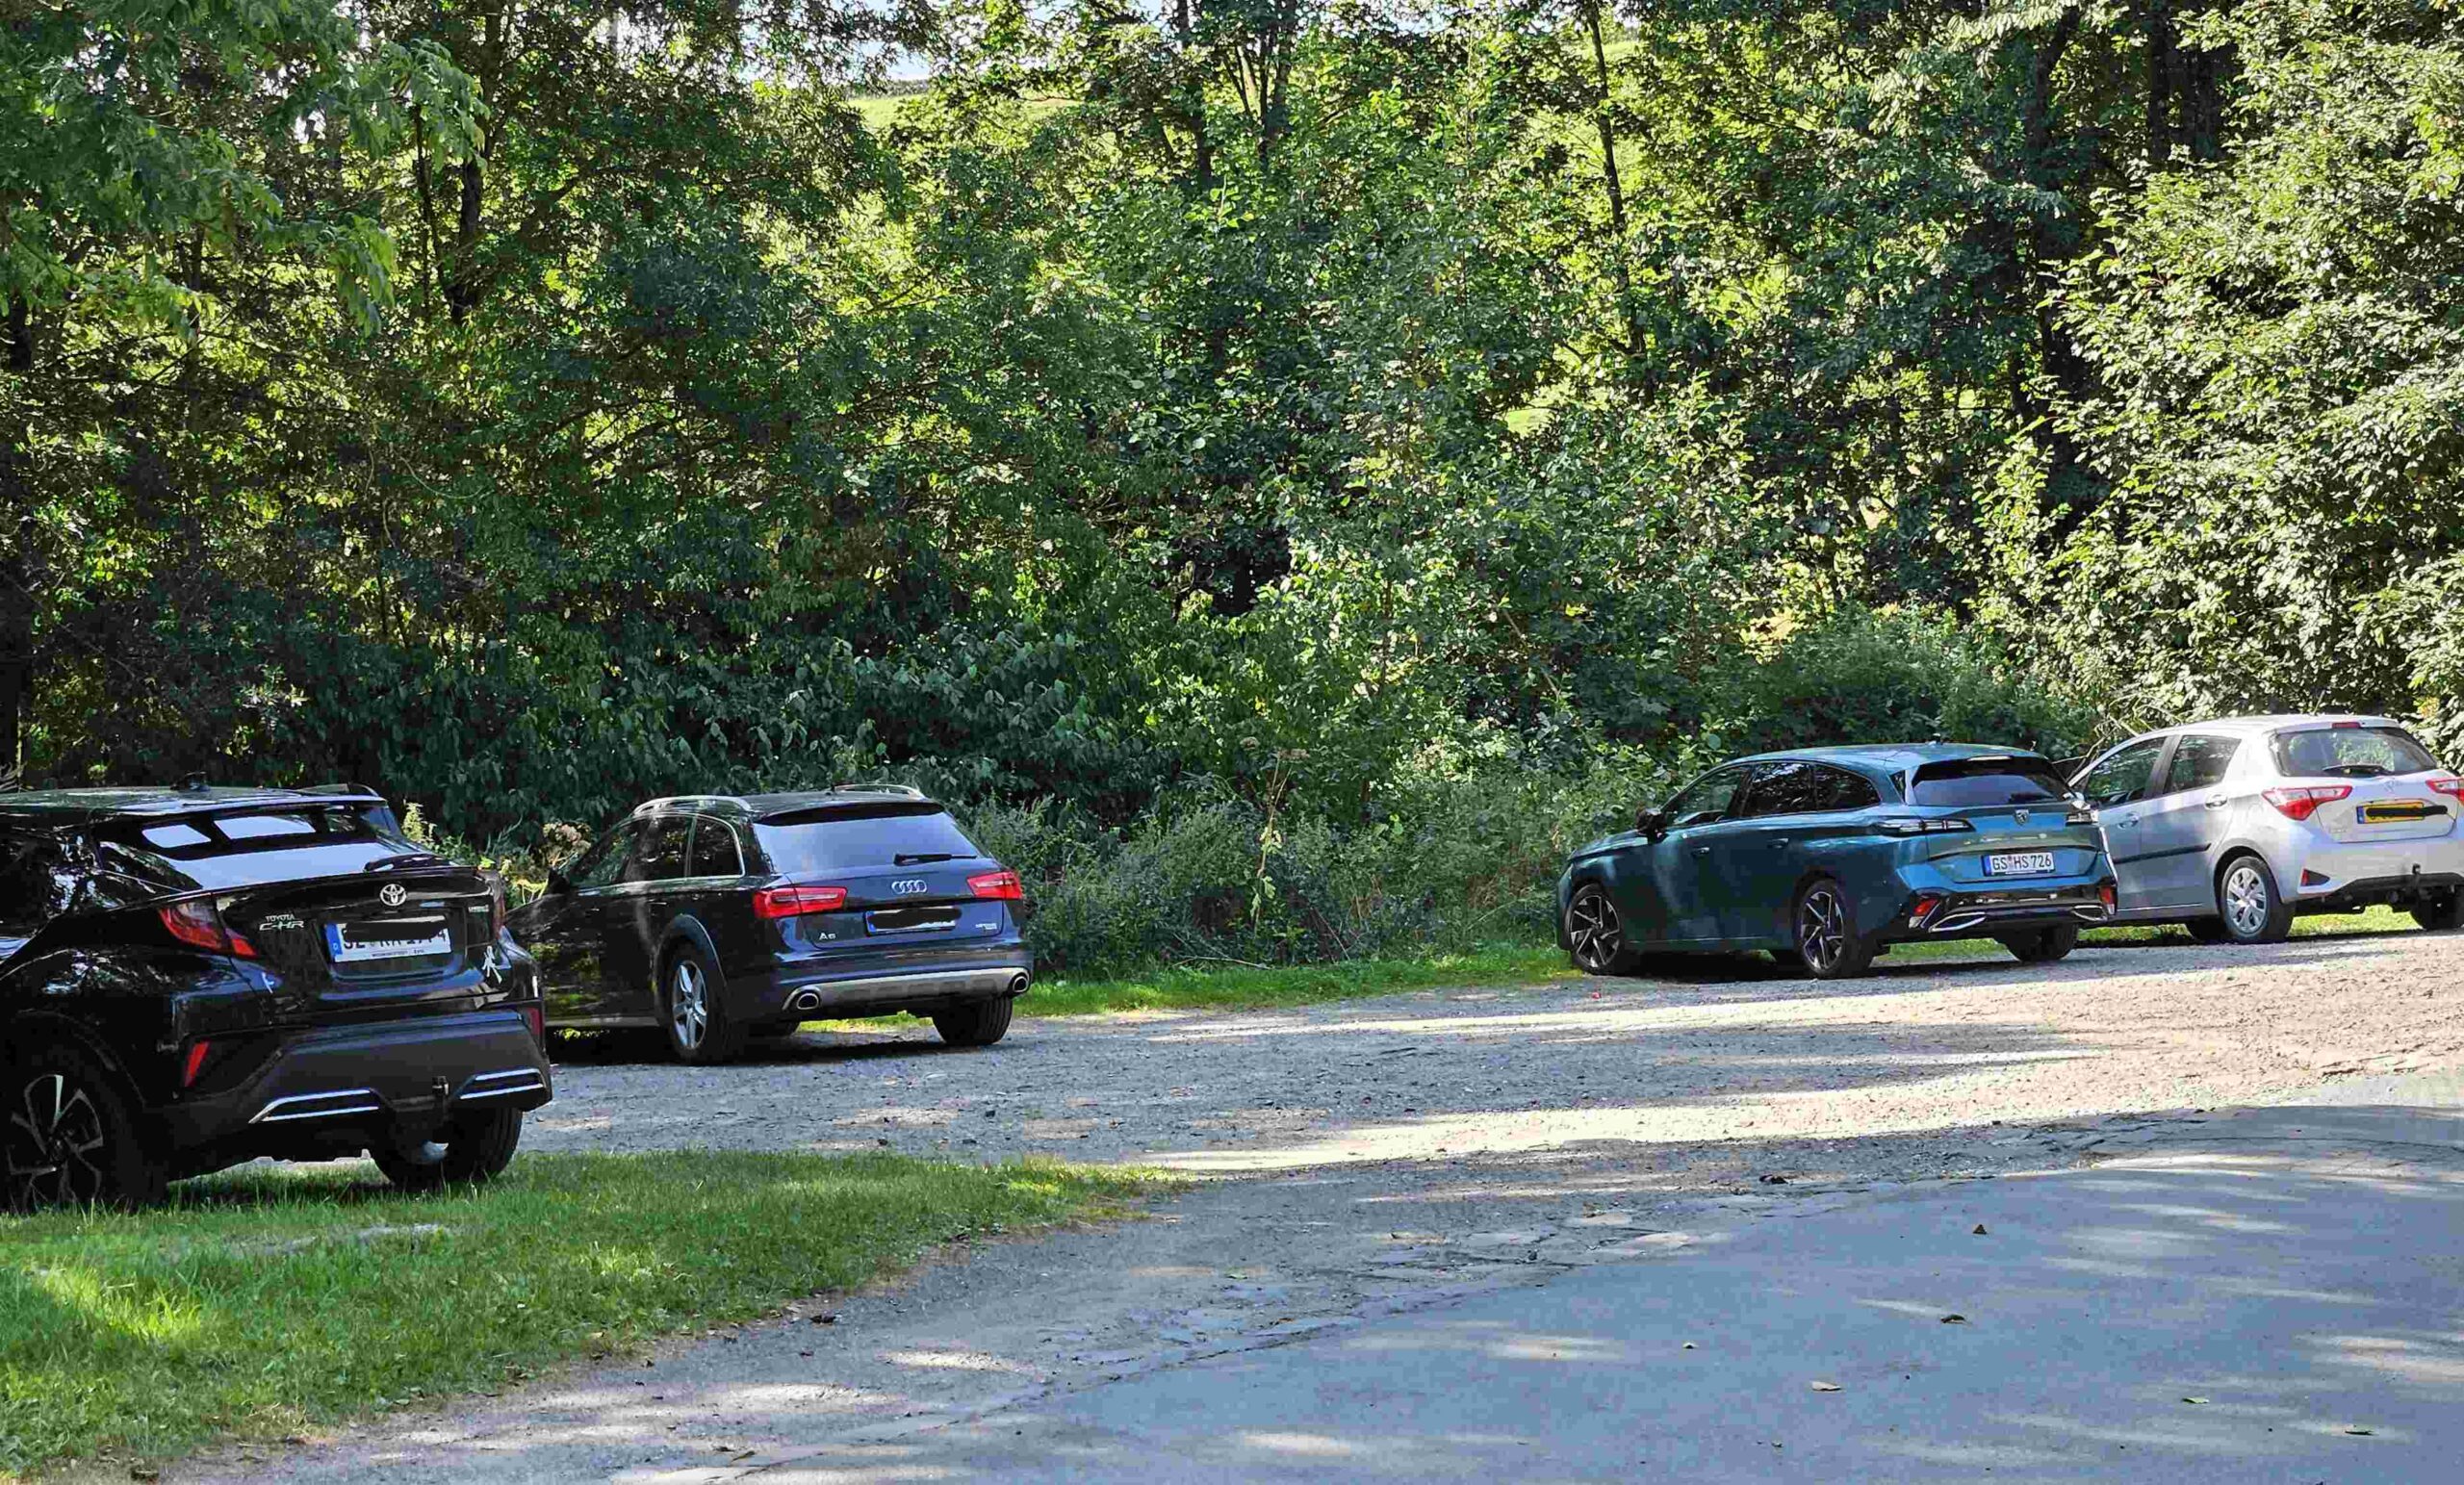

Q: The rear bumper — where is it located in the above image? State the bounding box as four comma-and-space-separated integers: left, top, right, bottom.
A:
2292, 870, 2464, 913
1884, 880, 2115, 941
747, 947, 1034, 1020
157, 1008, 552, 1170
2282, 833, 2464, 903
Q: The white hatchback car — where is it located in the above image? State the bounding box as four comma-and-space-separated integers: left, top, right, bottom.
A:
2069, 714, 2464, 943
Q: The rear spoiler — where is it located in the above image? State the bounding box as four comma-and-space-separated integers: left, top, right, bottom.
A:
757, 799, 944, 827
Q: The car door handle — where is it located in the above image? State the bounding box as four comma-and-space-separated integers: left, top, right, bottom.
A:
1692, 846, 1713, 858
2203, 799, 2229, 810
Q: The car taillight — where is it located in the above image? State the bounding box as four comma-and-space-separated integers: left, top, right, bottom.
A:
2261, 785, 2351, 822
754, 883, 849, 918
1879, 817, 1974, 836
2098, 881, 2117, 912
160, 899, 257, 958
522, 1003, 545, 1043
2428, 776, 2464, 800
180, 1040, 214, 1088
1908, 896, 1940, 925
967, 869, 1024, 901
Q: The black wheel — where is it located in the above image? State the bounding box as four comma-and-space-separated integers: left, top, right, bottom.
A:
2185, 918, 2231, 944
1998, 925, 2080, 963
372, 1108, 524, 1193
1564, 883, 1643, 975
2412, 889, 2464, 932
2216, 853, 2294, 944
932, 997, 1014, 1048
660, 942, 746, 1063
3, 1042, 165, 1213
1793, 878, 1876, 980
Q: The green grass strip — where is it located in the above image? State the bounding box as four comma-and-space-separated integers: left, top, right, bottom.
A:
0, 1152, 1156, 1479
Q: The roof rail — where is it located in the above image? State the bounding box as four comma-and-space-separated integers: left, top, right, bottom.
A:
829, 781, 927, 798
634, 793, 748, 814
298, 781, 387, 799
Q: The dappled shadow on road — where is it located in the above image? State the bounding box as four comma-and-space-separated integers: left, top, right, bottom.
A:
248, 1103, 2464, 1485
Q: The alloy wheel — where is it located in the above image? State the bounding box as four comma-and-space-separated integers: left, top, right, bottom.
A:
1798, 886, 1847, 973
1567, 888, 1624, 973
5, 1071, 110, 1210
669, 960, 709, 1050
2222, 862, 2271, 938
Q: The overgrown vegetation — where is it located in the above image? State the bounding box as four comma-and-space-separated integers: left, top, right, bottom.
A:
7, 1, 2460, 975
0, 1152, 1152, 1478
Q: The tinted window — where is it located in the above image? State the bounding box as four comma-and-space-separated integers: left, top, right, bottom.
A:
1742, 762, 1878, 817
2272, 726, 2439, 779
2072, 738, 2165, 807
2160, 734, 2240, 794
1661, 767, 1751, 828
688, 817, 744, 878
93, 805, 421, 892
628, 816, 693, 883
752, 807, 984, 877
1908, 756, 2067, 807
568, 821, 637, 890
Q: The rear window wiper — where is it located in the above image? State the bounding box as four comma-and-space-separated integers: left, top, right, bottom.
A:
894, 852, 957, 865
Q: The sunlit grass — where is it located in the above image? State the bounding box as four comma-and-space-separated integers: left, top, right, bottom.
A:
0, 1152, 1156, 1479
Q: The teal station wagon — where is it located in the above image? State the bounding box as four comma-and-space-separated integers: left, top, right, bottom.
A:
1558, 744, 2118, 979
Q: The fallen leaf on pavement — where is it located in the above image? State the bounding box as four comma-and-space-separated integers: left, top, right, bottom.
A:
1972, 1224, 1989, 1235
1810, 1381, 1842, 1392
1939, 1314, 1968, 1324
2182, 1396, 2208, 1405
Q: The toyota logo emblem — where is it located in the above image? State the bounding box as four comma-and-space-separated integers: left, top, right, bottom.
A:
378, 883, 408, 908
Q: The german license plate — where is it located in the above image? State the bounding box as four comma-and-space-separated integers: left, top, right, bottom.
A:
324, 919, 450, 962
1985, 851, 2056, 877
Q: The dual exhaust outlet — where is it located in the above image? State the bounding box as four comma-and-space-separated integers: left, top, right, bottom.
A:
781, 972, 1031, 1015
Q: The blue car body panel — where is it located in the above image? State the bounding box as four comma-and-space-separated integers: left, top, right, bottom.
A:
1558, 744, 2116, 956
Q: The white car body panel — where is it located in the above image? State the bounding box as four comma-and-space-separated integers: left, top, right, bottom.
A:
2071, 713, 2464, 925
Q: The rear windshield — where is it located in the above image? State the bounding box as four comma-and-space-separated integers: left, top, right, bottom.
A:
752, 806, 985, 877
1906, 757, 2068, 807
94, 805, 424, 891
2271, 726, 2440, 779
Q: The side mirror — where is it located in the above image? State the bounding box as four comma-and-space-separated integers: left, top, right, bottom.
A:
546, 869, 575, 896
1634, 807, 1667, 837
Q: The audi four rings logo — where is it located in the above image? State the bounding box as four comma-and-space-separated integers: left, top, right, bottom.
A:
378, 883, 408, 908
892, 878, 930, 896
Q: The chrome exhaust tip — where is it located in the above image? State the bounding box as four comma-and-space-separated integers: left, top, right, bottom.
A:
1008, 973, 1031, 996
786, 989, 822, 1012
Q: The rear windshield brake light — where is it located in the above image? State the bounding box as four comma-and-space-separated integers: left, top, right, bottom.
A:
754, 883, 849, 918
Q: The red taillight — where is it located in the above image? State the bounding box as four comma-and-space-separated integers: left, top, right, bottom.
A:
1909, 895, 1940, 925
754, 883, 849, 919
2428, 776, 2464, 800
160, 899, 256, 958
967, 869, 1024, 901
2262, 785, 2351, 822
522, 1003, 545, 1043
2098, 881, 2117, 912
180, 1040, 213, 1088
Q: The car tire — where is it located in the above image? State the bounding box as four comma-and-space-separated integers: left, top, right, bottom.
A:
1997, 925, 2080, 963
2184, 918, 2231, 944
1564, 883, 1643, 976
2413, 889, 2464, 932
933, 997, 1014, 1048
2, 1041, 166, 1213
1793, 878, 1876, 980
660, 943, 747, 1064
2215, 854, 2294, 944
372, 1108, 524, 1193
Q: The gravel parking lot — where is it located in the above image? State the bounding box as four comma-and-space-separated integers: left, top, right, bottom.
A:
192, 926, 2464, 1482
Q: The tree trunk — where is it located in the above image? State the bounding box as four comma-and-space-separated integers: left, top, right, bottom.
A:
1581, 0, 1642, 358
2143, 0, 2177, 167
0, 295, 35, 786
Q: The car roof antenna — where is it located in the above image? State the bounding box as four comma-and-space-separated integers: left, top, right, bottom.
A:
177, 771, 211, 793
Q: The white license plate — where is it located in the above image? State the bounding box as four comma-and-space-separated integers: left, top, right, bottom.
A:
324, 920, 451, 962
1985, 851, 2057, 877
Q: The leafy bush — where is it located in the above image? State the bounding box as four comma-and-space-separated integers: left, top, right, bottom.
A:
1714, 606, 2102, 761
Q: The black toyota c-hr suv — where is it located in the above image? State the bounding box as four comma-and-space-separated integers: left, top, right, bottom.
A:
511, 786, 1032, 1063
0, 784, 550, 1211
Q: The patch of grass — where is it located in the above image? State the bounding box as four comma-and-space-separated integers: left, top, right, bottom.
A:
0, 1152, 1154, 1479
